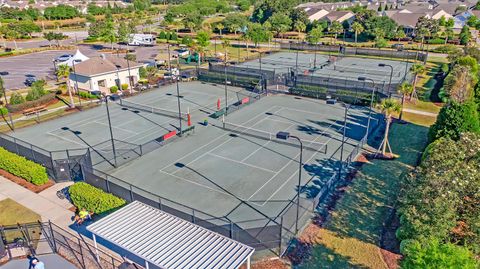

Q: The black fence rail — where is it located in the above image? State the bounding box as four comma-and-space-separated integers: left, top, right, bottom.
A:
281, 42, 428, 62
0, 222, 129, 269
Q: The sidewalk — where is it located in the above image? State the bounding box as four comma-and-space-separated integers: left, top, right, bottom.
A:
0, 176, 74, 229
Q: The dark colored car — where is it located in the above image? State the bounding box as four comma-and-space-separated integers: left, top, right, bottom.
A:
24, 76, 37, 86
0, 71, 9, 76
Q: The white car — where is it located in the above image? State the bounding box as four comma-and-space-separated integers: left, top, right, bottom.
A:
55, 54, 73, 62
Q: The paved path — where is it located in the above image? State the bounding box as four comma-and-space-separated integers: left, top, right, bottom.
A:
0, 176, 74, 228
0, 254, 77, 269
403, 108, 437, 117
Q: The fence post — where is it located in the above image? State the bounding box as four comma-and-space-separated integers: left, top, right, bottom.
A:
192, 209, 196, 224
13, 137, 19, 154
30, 145, 36, 162
229, 221, 234, 239
158, 198, 163, 211
49, 220, 57, 253
278, 216, 283, 256
49, 151, 58, 182
129, 185, 134, 202
78, 238, 86, 268
105, 176, 110, 193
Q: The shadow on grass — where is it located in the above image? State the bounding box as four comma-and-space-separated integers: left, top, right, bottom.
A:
298, 122, 429, 268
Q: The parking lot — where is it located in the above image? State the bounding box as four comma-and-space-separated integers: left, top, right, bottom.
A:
0, 43, 163, 90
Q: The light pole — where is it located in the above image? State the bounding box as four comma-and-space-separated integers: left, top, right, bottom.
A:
71, 60, 82, 106
338, 102, 349, 181
175, 62, 183, 135
125, 48, 133, 95
357, 76, 376, 138
276, 131, 303, 234
224, 49, 228, 115
103, 94, 117, 167
378, 63, 393, 97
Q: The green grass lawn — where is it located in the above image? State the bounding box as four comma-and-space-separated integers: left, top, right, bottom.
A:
0, 198, 41, 242
299, 122, 429, 268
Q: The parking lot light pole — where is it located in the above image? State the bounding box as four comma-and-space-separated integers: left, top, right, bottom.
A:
276, 131, 303, 234
378, 63, 393, 97
103, 95, 117, 167
224, 52, 228, 115
338, 102, 349, 181
357, 77, 376, 138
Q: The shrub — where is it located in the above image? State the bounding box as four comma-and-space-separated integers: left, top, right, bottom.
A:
433, 44, 460, 54
110, 85, 118, 93
159, 31, 166, 39
26, 80, 47, 101
68, 182, 126, 214
9, 92, 25, 105
170, 32, 178, 41
139, 66, 147, 79
428, 101, 480, 142
121, 83, 129, 91
7, 93, 56, 113
0, 107, 8, 116
78, 91, 98, 99
427, 38, 446, 44
0, 147, 48, 185
401, 240, 477, 269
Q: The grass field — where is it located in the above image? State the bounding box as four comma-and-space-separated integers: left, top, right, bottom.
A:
299, 122, 429, 268
0, 198, 41, 242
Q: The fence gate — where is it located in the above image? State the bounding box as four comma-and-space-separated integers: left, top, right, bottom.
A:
52, 151, 92, 182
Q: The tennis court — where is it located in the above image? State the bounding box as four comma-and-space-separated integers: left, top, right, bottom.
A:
103, 94, 380, 230
240, 51, 413, 85
8, 81, 253, 152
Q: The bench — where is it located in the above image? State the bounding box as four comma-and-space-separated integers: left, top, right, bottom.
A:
23, 105, 47, 116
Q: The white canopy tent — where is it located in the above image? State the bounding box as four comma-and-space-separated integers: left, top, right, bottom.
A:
87, 201, 255, 269
57, 49, 89, 67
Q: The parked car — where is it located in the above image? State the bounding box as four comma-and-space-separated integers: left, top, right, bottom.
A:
0, 71, 9, 76
55, 54, 73, 62
24, 76, 37, 86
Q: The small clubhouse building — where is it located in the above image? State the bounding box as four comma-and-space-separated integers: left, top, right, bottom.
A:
69, 54, 144, 94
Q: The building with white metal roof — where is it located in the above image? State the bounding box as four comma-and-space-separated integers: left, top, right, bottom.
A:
87, 201, 255, 269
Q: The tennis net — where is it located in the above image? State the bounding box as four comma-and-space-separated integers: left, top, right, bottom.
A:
119, 99, 188, 120
334, 65, 402, 77
222, 122, 328, 154
260, 59, 312, 68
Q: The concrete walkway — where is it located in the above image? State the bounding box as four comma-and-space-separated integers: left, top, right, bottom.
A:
403, 108, 438, 117
0, 176, 74, 229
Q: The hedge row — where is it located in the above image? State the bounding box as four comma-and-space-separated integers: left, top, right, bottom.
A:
0, 147, 49, 185
6, 92, 56, 113
68, 182, 126, 214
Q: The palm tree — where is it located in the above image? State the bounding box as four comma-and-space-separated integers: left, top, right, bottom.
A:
378, 98, 401, 156
294, 21, 306, 39
216, 23, 225, 36
397, 82, 413, 120
329, 22, 343, 44
56, 65, 75, 108
350, 22, 364, 44
410, 64, 425, 100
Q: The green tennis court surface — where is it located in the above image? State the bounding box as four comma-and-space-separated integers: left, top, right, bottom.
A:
105, 94, 380, 229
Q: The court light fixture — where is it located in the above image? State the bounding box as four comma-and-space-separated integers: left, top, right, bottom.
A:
357, 76, 367, 81
275, 131, 303, 234
378, 63, 386, 67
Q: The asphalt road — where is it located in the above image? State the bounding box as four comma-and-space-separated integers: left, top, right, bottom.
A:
0, 41, 162, 90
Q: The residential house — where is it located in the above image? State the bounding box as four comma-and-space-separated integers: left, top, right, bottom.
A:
389, 12, 429, 34
454, 10, 480, 29
69, 55, 145, 94
322, 11, 356, 25
304, 8, 329, 22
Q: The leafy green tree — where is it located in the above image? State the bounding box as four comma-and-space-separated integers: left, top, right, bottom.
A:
9, 92, 25, 105
196, 30, 210, 63
378, 98, 401, 156
397, 82, 413, 120
329, 21, 343, 44
133, 0, 151, 11
394, 28, 406, 42
401, 240, 478, 269
101, 20, 117, 50
56, 64, 75, 108
117, 21, 130, 44
446, 18, 455, 28
266, 13, 292, 38
428, 101, 480, 142
307, 25, 323, 68
43, 5, 79, 20
459, 25, 471, 45
223, 13, 248, 35
216, 23, 224, 36
183, 12, 203, 33
467, 15, 478, 27
364, 15, 397, 39
245, 23, 269, 47
26, 80, 46, 101
293, 20, 306, 36
350, 21, 364, 44
443, 64, 476, 103
252, 0, 296, 23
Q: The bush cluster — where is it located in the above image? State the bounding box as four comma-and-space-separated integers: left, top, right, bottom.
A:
158, 31, 178, 41
0, 146, 48, 185
110, 85, 118, 93
68, 182, 126, 214
78, 91, 99, 99
7, 92, 56, 113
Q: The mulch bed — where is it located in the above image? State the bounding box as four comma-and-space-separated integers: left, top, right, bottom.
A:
0, 168, 54, 193
380, 209, 402, 269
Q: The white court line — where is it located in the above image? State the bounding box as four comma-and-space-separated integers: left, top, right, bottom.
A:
247, 111, 338, 205
157, 170, 231, 196
157, 106, 284, 173
46, 132, 87, 147
207, 153, 277, 174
